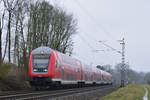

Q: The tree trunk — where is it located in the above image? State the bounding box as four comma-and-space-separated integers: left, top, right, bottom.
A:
2, 32, 8, 61
8, 12, 11, 62
0, 28, 2, 63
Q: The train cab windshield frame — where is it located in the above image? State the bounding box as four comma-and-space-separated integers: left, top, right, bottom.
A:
32, 54, 51, 70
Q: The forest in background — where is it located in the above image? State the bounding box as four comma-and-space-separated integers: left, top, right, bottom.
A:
97, 63, 150, 85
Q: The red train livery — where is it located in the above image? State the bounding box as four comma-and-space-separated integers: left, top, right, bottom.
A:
28, 46, 112, 88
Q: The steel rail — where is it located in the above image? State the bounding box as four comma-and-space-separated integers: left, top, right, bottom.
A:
0, 85, 115, 100
21, 86, 114, 100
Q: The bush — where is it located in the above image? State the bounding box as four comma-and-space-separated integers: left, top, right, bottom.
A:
8, 66, 28, 81
0, 63, 12, 79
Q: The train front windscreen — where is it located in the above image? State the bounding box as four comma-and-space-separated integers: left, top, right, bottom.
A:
32, 54, 50, 72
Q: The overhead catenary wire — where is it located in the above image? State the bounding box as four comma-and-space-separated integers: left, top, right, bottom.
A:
77, 33, 109, 53
99, 41, 122, 54
76, 34, 99, 65
77, 34, 96, 51
52, 0, 120, 53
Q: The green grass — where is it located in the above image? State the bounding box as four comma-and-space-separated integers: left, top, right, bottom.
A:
0, 63, 12, 78
100, 84, 145, 100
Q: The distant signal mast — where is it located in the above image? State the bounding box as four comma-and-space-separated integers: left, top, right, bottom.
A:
99, 37, 127, 87
118, 38, 126, 87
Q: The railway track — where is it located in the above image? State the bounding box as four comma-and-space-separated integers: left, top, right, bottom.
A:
0, 90, 32, 96
0, 85, 117, 100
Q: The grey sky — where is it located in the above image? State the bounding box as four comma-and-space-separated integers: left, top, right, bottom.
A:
52, 0, 150, 72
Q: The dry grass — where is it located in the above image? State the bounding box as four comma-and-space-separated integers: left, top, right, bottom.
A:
100, 84, 145, 100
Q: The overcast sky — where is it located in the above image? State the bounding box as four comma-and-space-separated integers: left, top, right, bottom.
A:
51, 0, 150, 72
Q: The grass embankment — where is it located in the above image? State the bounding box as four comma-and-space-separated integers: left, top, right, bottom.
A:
0, 63, 30, 92
101, 85, 145, 100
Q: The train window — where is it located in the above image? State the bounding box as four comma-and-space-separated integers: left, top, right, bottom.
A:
33, 54, 50, 68
75, 68, 78, 72
61, 54, 78, 67
78, 68, 80, 72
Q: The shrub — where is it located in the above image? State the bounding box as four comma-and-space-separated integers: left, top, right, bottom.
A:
8, 66, 28, 81
0, 63, 12, 79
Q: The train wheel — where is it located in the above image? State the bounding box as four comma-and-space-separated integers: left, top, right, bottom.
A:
34, 87, 41, 91
34, 87, 38, 91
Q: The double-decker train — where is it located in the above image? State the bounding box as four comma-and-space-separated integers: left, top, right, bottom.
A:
28, 46, 112, 89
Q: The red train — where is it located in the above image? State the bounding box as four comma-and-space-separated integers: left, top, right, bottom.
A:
28, 46, 112, 89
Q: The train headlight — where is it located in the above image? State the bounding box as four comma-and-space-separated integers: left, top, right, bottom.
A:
33, 69, 38, 72
44, 69, 48, 72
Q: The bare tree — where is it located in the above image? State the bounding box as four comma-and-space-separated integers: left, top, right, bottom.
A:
0, 1, 5, 63
1, 0, 77, 69
27, 1, 77, 55
12, 0, 29, 67
3, 0, 22, 62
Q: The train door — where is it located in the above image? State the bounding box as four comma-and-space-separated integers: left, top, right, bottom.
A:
76, 61, 82, 81
62, 66, 65, 80
80, 63, 84, 81
55, 60, 61, 79
54, 53, 61, 79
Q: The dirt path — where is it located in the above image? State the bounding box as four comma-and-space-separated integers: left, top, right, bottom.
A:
143, 87, 148, 100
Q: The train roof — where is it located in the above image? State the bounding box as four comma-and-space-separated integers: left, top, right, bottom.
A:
31, 46, 81, 62
32, 46, 53, 54
92, 66, 112, 76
